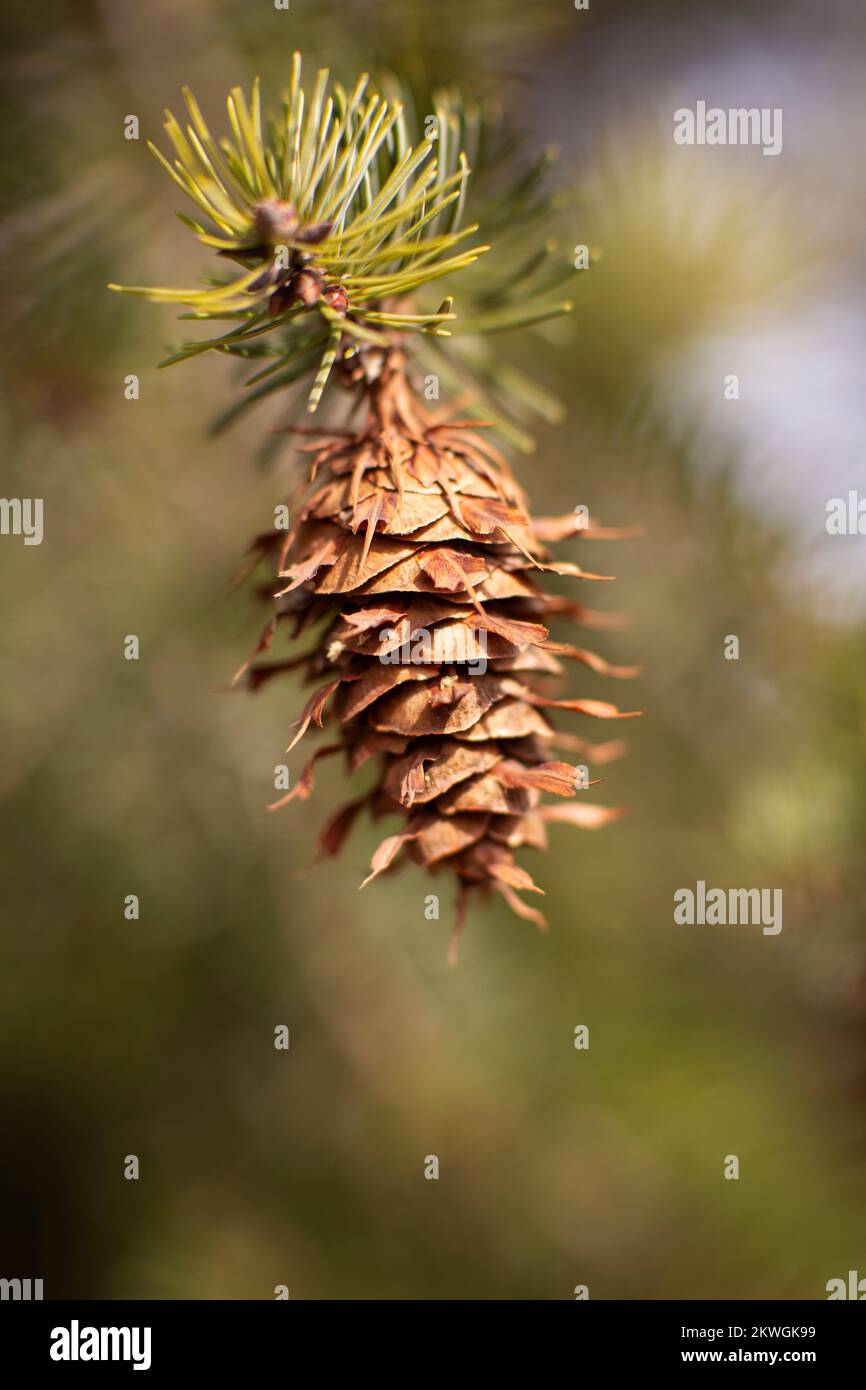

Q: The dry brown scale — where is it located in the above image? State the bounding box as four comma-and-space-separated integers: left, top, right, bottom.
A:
236, 345, 642, 957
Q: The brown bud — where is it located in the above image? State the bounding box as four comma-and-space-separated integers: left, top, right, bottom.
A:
268, 281, 296, 316
253, 199, 299, 244
295, 221, 333, 246
294, 269, 322, 306
323, 284, 349, 315
250, 263, 281, 294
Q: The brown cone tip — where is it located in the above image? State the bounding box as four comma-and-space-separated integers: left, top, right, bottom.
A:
241, 348, 640, 954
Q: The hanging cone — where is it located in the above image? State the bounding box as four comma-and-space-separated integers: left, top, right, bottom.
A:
110, 57, 637, 957
243, 348, 641, 949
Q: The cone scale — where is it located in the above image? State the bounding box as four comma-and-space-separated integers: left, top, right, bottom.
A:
242, 347, 640, 954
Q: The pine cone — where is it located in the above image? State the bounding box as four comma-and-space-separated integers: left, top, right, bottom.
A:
243, 348, 641, 957
110, 59, 642, 955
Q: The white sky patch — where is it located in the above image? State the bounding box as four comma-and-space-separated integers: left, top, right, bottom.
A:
656, 299, 866, 612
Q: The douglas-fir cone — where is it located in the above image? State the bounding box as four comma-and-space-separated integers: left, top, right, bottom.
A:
112, 56, 641, 957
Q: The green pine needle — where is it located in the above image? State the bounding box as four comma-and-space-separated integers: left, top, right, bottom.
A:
109, 53, 584, 430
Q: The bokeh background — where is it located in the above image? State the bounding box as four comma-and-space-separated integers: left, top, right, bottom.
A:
1, 0, 865, 1299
